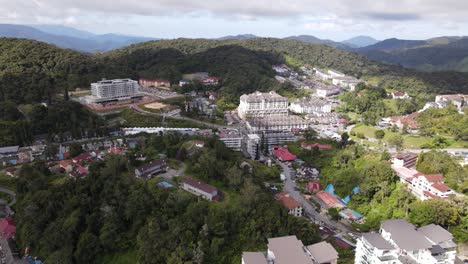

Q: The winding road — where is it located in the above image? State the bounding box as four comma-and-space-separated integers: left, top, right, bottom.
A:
0, 187, 16, 207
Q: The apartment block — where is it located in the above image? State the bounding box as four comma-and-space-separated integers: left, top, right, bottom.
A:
91, 78, 139, 99
238, 91, 289, 119
355, 219, 457, 264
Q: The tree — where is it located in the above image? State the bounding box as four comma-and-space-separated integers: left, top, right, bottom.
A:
328, 208, 342, 221
340, 132, 349, 148
374, 130, 385, 140
304, 128, 318, 140
388, 135, 404, 150
69, 143, 83, 157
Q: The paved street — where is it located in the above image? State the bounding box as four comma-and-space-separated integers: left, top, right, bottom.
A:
276, 160, 358, 236
0, 187, 16, 206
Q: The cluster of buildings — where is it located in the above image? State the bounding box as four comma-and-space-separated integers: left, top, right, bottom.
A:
290, 97, 332, 114
138, 78, 171, 89
315, 184, 364, 222
355, 219, 457, 264
179, 72, 219, 86
380, 112, 420, 132
314, 68, 362, 91
422, 94, 468, 113
242, 235, 339, 264
0, 145, 46, 167
391, 153, 456, 200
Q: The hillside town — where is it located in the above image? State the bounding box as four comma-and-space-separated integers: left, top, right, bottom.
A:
0, 62, 467, 263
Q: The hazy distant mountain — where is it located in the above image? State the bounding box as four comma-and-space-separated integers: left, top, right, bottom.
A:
356, 37, 468, 72
0, 24, 157, 52
283, 35, 352, 50
341, 36, 378, 48
217, 34, 259, 40
30, 24, 96, 39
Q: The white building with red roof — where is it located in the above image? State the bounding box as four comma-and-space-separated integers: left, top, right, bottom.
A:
275, 192, 303, 217
182, 178, 219, 201
391, 91, 410, 99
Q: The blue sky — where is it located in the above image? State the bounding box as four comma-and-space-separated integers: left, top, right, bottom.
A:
2, 0, 468, 40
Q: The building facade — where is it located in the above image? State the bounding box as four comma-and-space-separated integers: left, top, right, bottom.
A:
219, 129, 243, 151
135, 159, 167, 179
289, 97, 332, 114
238, 91, 289, 119
138, 78, 171, 88
355, 219, 457, 264
91, 79, 139, 99
246, 134, 261, 160
246, 115, 309, 132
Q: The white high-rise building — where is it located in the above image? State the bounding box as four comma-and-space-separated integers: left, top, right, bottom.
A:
246, 134, 261, 160
290, 97, 332, 114
91, 79, 139, 99
355, 219, 457, 264
238, 91, 288, 119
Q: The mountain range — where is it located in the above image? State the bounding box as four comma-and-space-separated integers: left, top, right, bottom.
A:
1, 24, 468, 72
0, 24, 156, 53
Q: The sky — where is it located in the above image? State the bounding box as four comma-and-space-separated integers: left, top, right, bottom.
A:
2, 0, 468, 41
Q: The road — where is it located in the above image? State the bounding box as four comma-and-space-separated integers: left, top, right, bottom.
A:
277, 160, 357, 235
0, 187, 16, 207
130, 105, 229, 129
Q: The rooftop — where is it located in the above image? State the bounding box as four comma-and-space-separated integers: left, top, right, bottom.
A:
0, 146, 19, 154
242, 252, 267, 264
431, 183, 451, 193
292, 97, 328, 107
381, 219, 432, 251
306, 241, 339, 264
183, 178, 218, 194
316, 191, 344, 208
136, 159, 166, 173
362, 233, 394, 250
240, 91, 288, 103
418, 224, 453, 244
267, 236, 313, 264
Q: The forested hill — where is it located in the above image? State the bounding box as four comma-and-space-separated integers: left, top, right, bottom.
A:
104, 37, 468, 94
1, 37, 468, 106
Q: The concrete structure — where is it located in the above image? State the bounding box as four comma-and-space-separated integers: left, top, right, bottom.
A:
182, 72, 209, 81
139, 78, 170, 88
238, 91, 288, 119
182, 177, 218, 201
246, 134, 261, 160
327, 69, 345, 78
219, 129, 243, 151
332, 76, 362, 90
242, 235, 339, 264
355, 219, 457, 264
392, 153, 418, 168
290, 97, 332, 114
315, 86, 341, 97
262, 132, 296, 151
135, 159, 167, 179
91, 79, 139, 99
246, 115, 309, 132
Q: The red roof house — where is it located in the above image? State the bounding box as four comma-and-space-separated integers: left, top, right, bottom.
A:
307, 182, 321, 192
0, 217, 16, 239
59, 160, 74, 172
72, 152, 92, 164
272, 147, 297, 162
316, 191, 345, 208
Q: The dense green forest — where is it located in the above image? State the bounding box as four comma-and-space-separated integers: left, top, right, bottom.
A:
14, 134, 320, 263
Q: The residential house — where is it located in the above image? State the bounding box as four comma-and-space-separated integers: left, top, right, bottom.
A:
201, 77, 219, 85
355, 219, 457, 264
182, 178, 219, 201
276, 192, 303, 217
72, 152, 92, 164
389, 112, 420, 132
182, 72, 209, 81
4, 167, 19, 178
435, 94, 468, 112
391, 91, 410, 99
272, 146, 297, 162
59, 160, 74, 173
316, 191, 345, 209
332, 76, 362, 90
135, 159, 167, 179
